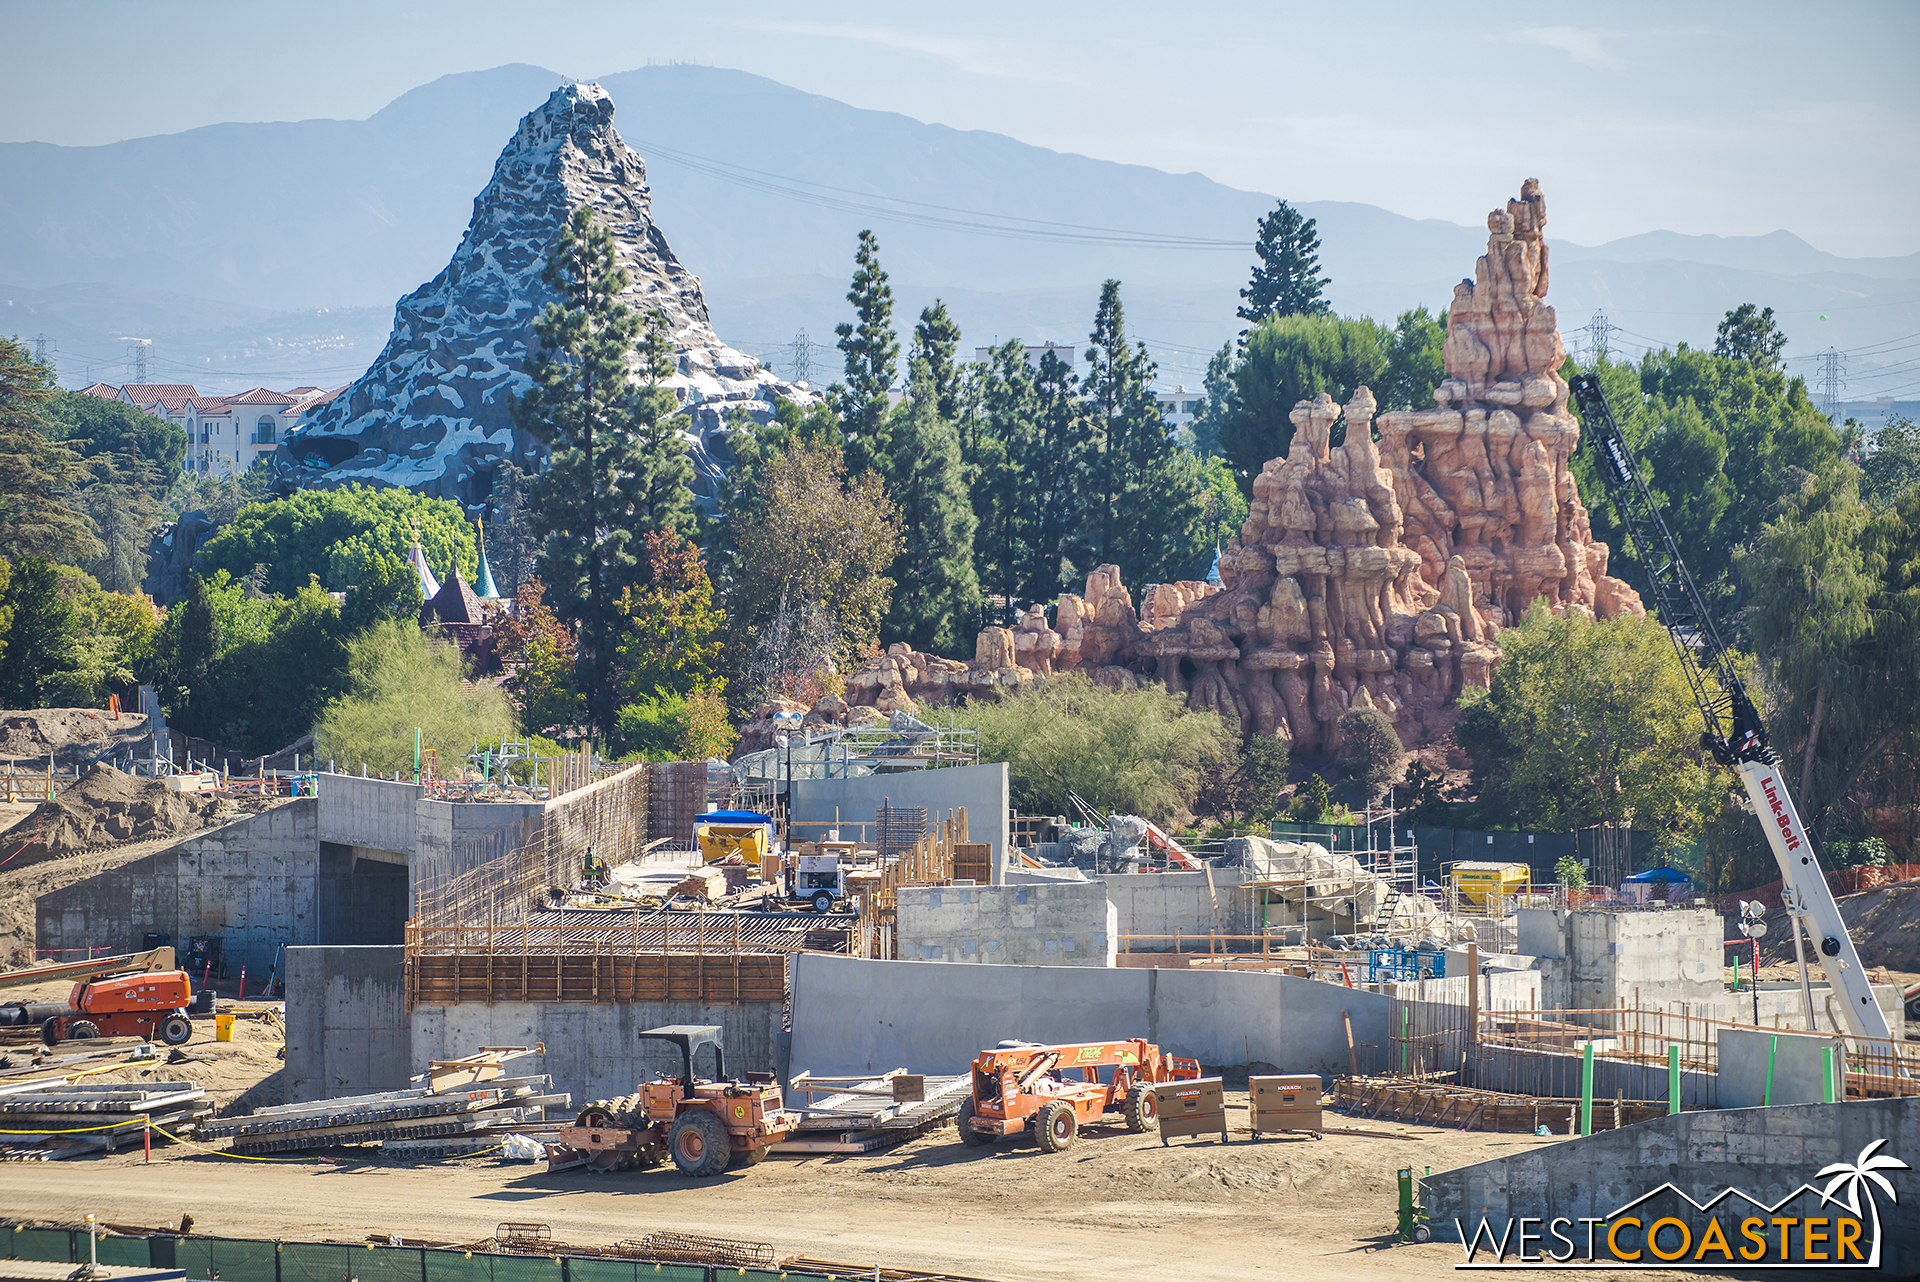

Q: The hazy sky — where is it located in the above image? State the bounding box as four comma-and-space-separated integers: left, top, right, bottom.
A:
4, 0, 1917, 256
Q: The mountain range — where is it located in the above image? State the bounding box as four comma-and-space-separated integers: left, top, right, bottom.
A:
2, 63, 1914, 398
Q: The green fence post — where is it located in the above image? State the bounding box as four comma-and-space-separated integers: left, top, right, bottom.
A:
1668, 1045, 1680, 1115
1580, 1041, 1594, 1136
1763, 1034, 1778, 1106
1822, 1046, 1836, 1104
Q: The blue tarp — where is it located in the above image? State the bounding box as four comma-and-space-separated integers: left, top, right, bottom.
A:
695, 810, 772, 824
1622, 865, 1692, 884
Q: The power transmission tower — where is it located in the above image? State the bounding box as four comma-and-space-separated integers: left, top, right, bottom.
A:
31, 333, 50, 365
1588, 310, 1611, 368
789, 329, 812, 386
121, 337, 152, 383
1818, 347, 1846, 421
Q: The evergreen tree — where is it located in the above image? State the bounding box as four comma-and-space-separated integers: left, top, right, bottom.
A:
834, 230, 899, 459
0, 339, 96, 565
1237, 201, 1331, 329
1184, 342, 1238, 458
912, 301, 964, 423
1713, 303, 1788, 372
1382, 305, 1447, 410
1217, 314, 1390, 494
877, 356, 982, 654
513, 203, 694, 736
1084, 280, 1210, 586
0, 555, 74, 709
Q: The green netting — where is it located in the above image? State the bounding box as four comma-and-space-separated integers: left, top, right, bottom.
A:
354, 1246, 424, 1282
169, 1237, 217, 1281
629, 1266, 707, 1282
203, 1236, 281, 1282
485, 1253, 566, 1282
94, 1236, 152, 1267
8, 1228, 71, 1263
424, 1250, 480, 1282
280, 1240, 355, 1282
565, 1258, 637, 1282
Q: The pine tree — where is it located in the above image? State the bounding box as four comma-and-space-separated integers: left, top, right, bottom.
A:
1237, 201, 1332, 328
834, 230, 899, 461
1713, 303, 1788, 372
877, 356, 982, 654
0, 338, 96, 564
912, 301, 964, 423
1084, 281, 1210, 587
513, 204, 695, 736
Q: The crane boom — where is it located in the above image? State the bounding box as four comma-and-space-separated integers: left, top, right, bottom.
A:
1568, 373, 1893, 1046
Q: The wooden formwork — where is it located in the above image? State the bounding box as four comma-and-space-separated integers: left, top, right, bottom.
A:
406, 950, 787, 1007
851, 808, 968, 958
1334, 1075, 1667, 1133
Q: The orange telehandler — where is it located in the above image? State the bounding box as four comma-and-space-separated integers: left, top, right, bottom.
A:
956, 1038, 1201, 1153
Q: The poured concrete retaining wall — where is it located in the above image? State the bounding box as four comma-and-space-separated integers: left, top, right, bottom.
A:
284, 945, 409, 1102
1100, 869, 1254, 946
1423, 1098, 1920, 1272
1718, 1027, 1849, 1108
788, 953, 1389, 1079
896, 881, 1116, 965
412, 999, 783, 1111
37, 800, 325, 974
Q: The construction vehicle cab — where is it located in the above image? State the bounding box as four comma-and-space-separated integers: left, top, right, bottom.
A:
957, 1038, 1201, 1153
546, 1024, 795, 1177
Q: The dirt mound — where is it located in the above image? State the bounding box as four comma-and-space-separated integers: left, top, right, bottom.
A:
0, 764, 230, 862
1837, 878, 1920, 973
0, 708, 149, 763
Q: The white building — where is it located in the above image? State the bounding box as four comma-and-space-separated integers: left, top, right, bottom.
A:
973, 342, 1077, 373
1156, 384, 1203, 431
83, 381, 344, 475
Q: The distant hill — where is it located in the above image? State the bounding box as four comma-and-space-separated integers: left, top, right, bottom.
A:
2, 63, 1913, 395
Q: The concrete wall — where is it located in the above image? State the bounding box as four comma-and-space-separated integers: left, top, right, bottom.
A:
791, 762, 1009, 876
1423, 1098, 1920, 1272
1718, 1027, 1848, 1108
37, 800, 320, 974
896, 881, 1116, 965
284, 945, 409, 1103
316, 774, 420, 856
788, 952, 1391, 1080
1100, 868, 1254, 947
411, 999, 783, 1109
1519, 906, 1723, 1026
1740, 981, 1908, 1041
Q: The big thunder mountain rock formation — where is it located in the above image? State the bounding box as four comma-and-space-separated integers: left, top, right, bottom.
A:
765, 180, 1643, 758
274, 83, 803, 511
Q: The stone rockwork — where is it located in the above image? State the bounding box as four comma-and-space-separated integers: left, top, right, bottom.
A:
767, 180, 1642, 758
274, 82, 805, 511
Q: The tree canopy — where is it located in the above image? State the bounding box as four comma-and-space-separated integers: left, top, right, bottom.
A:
197, 485, 476, 599
1237, 201, 1331, 327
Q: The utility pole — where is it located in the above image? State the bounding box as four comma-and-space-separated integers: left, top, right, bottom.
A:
790, 329, 812, 387
1818, 346, 1845, 422
1587, 310, 1611, 368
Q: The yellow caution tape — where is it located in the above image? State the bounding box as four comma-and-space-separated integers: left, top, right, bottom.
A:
0, 1120, 141, 1135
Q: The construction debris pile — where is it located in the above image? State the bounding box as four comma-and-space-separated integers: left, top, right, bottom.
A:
0, 764, 254, 862
0, 709, 151, 766
0, 1076, 209, 1160
198, 1048, 567, 1157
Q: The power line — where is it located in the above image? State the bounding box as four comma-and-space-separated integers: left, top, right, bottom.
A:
1589, 310, 1611, 367
789, 328, 812, 386
119, 337, 151, 383
1818, 347, 1847, 419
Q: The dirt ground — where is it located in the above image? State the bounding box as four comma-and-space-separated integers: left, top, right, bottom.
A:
1, 1103, 1719, 1282
0, 708, 151, 766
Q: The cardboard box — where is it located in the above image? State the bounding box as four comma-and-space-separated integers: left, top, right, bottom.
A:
1153, 1077, 1227, 1143
1251, 1073, 1323, 1136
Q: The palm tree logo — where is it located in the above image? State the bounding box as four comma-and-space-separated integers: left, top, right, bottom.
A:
1818, 1138, 1909, 1259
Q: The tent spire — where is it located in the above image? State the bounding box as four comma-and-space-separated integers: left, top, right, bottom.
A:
474, 517, 501, 600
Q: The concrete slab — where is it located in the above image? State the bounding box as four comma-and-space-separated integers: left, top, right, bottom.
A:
897, 881, 1116, 965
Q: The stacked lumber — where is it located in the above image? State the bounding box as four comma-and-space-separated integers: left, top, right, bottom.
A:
0, 1079, 209, 1160
198, 1075, 569, 1155
777, 1070, 970, 1154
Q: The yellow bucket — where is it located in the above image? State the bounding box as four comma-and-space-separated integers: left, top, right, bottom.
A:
214, 1012, 235, 1042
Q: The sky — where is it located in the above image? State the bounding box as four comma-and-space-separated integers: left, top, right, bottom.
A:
3, 0, 1917, 257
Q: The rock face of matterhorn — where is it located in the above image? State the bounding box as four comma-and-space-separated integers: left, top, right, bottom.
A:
275, 83, 804, 509
775, 180, 1645, 759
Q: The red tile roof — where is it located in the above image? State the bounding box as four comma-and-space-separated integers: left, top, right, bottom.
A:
77, 382, 121, 399
121, 384, 200, 413
226, 387, 296, 406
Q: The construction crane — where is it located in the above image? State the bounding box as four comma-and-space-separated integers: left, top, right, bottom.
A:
1568, 373, 1893, 1046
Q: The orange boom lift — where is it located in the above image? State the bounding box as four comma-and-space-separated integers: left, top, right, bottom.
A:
956, 1038, 1200, 1153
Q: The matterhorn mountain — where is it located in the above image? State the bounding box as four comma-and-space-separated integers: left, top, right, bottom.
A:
275, 82, 802, 510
